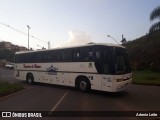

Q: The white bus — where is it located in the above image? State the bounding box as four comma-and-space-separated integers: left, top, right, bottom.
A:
14, 43, 132, 92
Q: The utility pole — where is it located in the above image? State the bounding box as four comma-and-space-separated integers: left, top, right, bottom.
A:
48, 41, 51, 49
27, 25, 30, 50
107, 35, 120, 45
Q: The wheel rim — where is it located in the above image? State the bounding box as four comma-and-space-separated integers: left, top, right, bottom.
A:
28, 78, 32, 83
80, 81, 87, 91
28, 77, 33, 84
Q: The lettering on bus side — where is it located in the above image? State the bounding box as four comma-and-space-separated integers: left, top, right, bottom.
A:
23, 64, 41, 68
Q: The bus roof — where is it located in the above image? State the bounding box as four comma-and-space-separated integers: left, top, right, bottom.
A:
15, 43, 125, 54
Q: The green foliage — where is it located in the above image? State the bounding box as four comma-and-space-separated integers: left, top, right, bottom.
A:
133, 71, 160, 85
150, 6, 160, 21
0, 80, 24, 97
123, 31, 160, 71
0, 49, 15, 62
150, 6, 160, 33
149, 21, 160, 33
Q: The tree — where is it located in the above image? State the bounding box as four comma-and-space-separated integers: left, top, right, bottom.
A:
149, 6, 160, 33
0, 49, 14, 62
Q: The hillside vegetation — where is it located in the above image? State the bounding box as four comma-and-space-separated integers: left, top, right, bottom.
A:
0, 49, 14, 62
123, 30, 160, 71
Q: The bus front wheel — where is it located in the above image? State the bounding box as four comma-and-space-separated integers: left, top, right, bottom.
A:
77, 77, 91, 92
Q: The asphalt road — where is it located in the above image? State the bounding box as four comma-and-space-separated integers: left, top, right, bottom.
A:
0, 68, 160, 120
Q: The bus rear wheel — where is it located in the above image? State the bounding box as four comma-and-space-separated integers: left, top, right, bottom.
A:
26, 73, 34, 84
78, 78, 90, 92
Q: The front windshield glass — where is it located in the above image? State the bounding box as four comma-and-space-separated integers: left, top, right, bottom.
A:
113, 47, 131, 74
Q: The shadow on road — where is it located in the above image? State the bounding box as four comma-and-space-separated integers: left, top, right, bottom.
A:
22, 81, 129, 98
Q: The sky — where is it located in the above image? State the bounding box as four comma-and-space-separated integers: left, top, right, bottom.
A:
0, 0, 159, 50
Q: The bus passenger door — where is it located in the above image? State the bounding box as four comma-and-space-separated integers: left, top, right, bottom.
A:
101, 75, 113, 91
101, 47, 114, 91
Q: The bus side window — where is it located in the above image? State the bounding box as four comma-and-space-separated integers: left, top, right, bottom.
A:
89, 52, 93, 57
58, 51, 63, 62
47, 51, 52, 62
23, 54, 28, 63
17, 55, 21, 63
34, 52, 41, 63
79, 47, 93, 61
51, 50, 61, 62
15, 55, 18, 63
16, 55, 21, 63
41, 52, 46, 62
44, 51, 52, 62
67, 49, 72, 61
77, 52, 80, 58
62, 49, 71, 62
96, 51, 101, 59
73, 49, 80, 61
103, 51, 110, 74
51, 51, 55, 62
101, 47, 113, 74
75, 52, 80, 61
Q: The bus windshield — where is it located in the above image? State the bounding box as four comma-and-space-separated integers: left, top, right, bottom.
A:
94, 46, 131, 75
113, 47, 131, 74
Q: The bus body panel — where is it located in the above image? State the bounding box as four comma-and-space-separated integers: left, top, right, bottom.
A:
15, 69, 132, 92
112, 73, 132, 92
101, 75, 113, 91
15, 44, 132, 92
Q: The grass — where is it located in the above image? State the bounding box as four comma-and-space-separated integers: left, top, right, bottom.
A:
132, 71, 160, 86
0, 80, 24, 97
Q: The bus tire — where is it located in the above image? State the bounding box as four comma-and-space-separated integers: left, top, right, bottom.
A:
76, 77, 91, 92
26, 73, 34, 84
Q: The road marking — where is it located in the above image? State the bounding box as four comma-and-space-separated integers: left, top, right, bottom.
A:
49, 91, 68, 115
